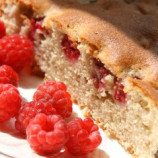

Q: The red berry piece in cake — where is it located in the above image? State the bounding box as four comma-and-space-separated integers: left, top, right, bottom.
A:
93, 59, 127, 103
0, 34, 34, 72
92, 59, 111, 89
0, 65, 19, 86
0, 84, 21, 122
15, 100, 57, 134
66, 118, 102, 155
26, 113, 68, 155
33, 80, 72, 118
61, 34, 80, 63
0, 21, 6, 38
29, 18, 44, 41
114, 84, 127, 103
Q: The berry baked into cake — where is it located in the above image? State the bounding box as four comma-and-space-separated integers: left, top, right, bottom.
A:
1, 0, 158, 157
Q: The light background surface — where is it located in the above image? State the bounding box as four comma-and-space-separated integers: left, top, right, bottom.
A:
0, 72, 131, 158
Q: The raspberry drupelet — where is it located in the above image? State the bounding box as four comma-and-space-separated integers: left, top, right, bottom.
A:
0, 20, 6, 38
0, 84, 21, 122
15, 100, 57, 134
0, 65, 19, 86
26, 113, 68, 155
33, 80, 72, 118
0, 34, 34, 72
66, 118, 102, 155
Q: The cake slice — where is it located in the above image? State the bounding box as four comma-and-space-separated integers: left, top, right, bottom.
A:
1, 0, 158, 157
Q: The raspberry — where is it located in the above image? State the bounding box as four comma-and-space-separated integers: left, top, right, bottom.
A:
33, 80, 72, 118
93, 59, 110, 88
66, 118, 102, 155
61, 34, 80, 63
0, 65, 19, 86
0, 34, 34, 72
93, 59, 127, 103
26, 113, 68, 155
15, 100, 57, 134
0, 21, 6, 38
0, 84, 21, 122
114, 84, 127, 103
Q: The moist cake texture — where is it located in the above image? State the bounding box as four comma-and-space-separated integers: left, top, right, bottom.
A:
1, 0, 158, 157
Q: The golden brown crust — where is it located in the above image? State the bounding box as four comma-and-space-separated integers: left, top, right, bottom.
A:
18, 0, 52, 16
127, 78, 158, 106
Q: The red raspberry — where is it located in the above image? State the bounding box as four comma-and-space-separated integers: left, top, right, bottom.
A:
0, 34, 34, 72
93, 59, 110, 88
114, 84, 127, 103
0, 65, 19, 86
0, 84, 21, 122
15, 100, 57, 134
26, 113, 68, 155
0, 21, 6, 38
61, 34, 80, 63
66, 118, 102, 155
33, 80, 72, 118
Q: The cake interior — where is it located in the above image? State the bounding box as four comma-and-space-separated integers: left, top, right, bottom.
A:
33, 20, 158, 158
0, 0, 31, 35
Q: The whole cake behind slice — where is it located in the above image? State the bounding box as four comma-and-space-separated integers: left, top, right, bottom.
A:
1, 0, 158, 157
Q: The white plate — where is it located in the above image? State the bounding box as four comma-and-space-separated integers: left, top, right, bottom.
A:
0, 72, 131, 158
